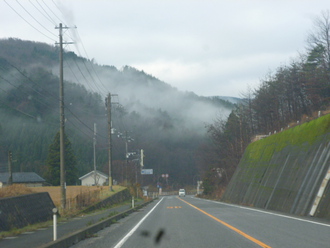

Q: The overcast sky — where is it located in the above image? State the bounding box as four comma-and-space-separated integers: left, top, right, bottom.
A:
1, 0, 329, 97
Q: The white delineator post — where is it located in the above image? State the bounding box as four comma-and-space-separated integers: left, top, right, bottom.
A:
52, 208, 58, 241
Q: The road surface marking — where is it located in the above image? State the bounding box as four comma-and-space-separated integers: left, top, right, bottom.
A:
209, 200, 330, 227
114, 197, 164, 248
167, 206, 182, 209
178, 197, 272, 248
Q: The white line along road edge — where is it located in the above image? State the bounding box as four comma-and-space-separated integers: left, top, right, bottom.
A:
114, 197, 164, 248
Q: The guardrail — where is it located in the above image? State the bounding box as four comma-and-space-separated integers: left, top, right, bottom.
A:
37, 200, 153, 248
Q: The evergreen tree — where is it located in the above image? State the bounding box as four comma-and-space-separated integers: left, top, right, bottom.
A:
44, 131, 78, 185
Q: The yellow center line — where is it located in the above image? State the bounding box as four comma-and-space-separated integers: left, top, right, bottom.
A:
178, 197, 272, 248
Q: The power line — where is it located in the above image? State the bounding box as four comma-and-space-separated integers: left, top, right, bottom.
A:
0, 62, 104, 141
41, 0, 64, 24
0, 73, 57, 116
35, 0, 57, 25
49, 2, 109, 96
0, 87, 38, 120
3, 62, 59, 101
29, 0, 56, 25
75, 30, 109, 94
2, 0, 122, 143
15, 0, 57, 39
3, 0, 56, 42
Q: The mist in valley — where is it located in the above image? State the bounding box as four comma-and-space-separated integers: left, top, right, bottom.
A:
0, 38, 234, 186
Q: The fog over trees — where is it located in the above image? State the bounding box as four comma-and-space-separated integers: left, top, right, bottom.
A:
0, 38, 233, 188
202, 10, 330, 198
1, 11, 328, 194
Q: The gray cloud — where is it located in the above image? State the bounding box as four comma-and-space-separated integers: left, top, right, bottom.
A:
0, 0, 329, 97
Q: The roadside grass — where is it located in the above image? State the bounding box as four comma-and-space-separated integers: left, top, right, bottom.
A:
0, 219, 53, 239
0, 202, 128, 239
0, 184, 34, 198
0, 185, 128, 239
31, 185, 126, 214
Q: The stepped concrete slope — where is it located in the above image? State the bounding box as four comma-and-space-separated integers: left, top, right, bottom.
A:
222, 114, 330, 219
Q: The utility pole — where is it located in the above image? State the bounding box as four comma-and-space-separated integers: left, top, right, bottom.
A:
106, 93, 113, 191
55, 23, 73, 209
7, 151, 13, 185
125, 131, 128, 185
140, 149, 144, 168
93, 123, 97, 185
105, 93, 118, 191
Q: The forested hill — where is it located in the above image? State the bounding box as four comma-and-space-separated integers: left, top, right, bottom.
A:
0, 38, 234, 186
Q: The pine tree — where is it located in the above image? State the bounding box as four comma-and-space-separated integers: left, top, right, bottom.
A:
44, 131, 78, 185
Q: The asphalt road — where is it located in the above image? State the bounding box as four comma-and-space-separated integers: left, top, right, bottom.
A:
71, 195, 330, 248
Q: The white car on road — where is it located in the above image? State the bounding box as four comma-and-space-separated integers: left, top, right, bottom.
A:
178, 189, 185, 197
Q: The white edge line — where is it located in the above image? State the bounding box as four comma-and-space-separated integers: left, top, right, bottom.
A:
113, 197, 164, 248
195, 197, 330, 227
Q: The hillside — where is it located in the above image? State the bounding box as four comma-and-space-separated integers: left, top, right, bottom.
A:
222, 114, 330, 219
0, 38, 234, 186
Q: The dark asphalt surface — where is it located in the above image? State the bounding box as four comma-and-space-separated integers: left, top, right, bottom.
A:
70, 196, 330, 248
0, 200, 143, 248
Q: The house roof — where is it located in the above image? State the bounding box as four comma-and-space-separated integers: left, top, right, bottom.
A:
0, 172, 45, 183
79, 170, 108, 180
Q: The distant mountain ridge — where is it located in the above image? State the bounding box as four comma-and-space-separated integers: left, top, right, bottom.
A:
0, 38, 235, 185
215, 96, 242, 104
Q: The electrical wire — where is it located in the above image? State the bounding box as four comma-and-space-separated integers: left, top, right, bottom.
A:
29, 0, 56, 26
0, 91, 36, 120
40, 0, 64, 24
68, 57, 100, 93
3, 0, 56, 42
35, 0, 57, 25
2, 0, 131, 148
15, 0, 57, 39
0, 73, 58, 116
75, 30, 109, 94
3, 62, 59, 101
50, 0, 109, 96
0, 63, 101, 140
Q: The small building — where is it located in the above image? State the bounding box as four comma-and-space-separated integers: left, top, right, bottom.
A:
79, 170, 108, 186
0, 172, 46, 187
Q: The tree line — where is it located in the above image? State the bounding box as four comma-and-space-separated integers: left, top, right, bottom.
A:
200, 10, 330, 198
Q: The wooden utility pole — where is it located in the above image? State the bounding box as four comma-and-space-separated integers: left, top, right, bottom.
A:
58, 23, 66, 209
55, 23, 73, 209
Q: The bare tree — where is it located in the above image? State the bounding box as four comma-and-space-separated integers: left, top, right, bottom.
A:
307, 10, 330, 70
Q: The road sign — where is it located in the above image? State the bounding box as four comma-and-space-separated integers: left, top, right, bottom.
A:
141, 169, 153, 175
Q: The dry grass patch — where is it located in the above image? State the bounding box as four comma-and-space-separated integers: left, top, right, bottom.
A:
31, 185, 125, 207
0, 184, 34, 198
0, 184, 126, 211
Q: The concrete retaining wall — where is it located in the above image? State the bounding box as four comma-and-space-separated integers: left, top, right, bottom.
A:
222, 115, 330, 219
0, 192, 55, 231
80, 188, 131, 214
